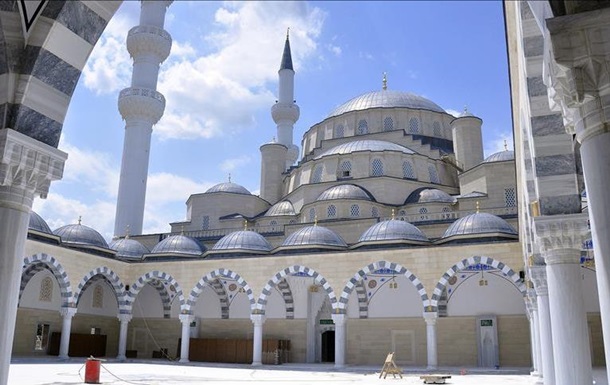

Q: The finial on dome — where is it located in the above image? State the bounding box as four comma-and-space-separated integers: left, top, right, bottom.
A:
125, 225, 130, 239
286, 27, 290, 40
391, 208, 395, 220
228, 173, 231, 183
180, 225, 184, 235
463, 105, 468, 114
244, 220, 248, 231
382, 72, 387, 91
476, 201, 480, 213
272, 136, 276, 143
314, 215, 318, 226
78, 216, 82, 225
504, 139, 508, 151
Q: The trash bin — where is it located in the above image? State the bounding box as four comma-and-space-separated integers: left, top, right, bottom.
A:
84, 357, 101, 384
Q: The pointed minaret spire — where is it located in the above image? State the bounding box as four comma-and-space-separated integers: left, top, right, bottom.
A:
382, 72, 387, 90
280, 28, 294, 71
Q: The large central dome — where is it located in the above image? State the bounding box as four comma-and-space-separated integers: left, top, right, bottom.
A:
327, 90, 446, 118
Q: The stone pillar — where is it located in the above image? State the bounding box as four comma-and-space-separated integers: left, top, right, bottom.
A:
58, 307, 77, 359
526, 291, 543, 382
331, 314, 347, 368
179, 314, 193, 363
423, 312, 438, 370
546, 9, 610, 384
0, 129, 66, 384
116, 314, 132, 361
251, 314, 266, 366
530, 269, 554, 385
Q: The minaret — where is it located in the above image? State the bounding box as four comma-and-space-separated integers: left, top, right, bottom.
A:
271, 29, 300, 169
114, 1, 172, 237
451, 106, 484, 172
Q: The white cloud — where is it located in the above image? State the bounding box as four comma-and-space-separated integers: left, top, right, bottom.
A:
445, 108, 461, 117
219, 155, 252, 173
327, 44, 342, 56
485, 133, 514, 158
359, 51, 374, 60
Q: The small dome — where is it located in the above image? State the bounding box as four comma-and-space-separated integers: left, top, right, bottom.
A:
212, 231, 272, 252
442, 213, 517, 239
359, 220, 429, 243
54, 223, 108, 248
151, 234, 205, 256
327, 90, 445, 118
205, 182, 251, 195
266, 201, 296, 216
484, 150, 515, 163
405, 188, 456, 204
282, 226, 347, 248
109, 238, 150, 260
29, 211, 52, 234
317, 184, 374, 202
315, 140, 414, 160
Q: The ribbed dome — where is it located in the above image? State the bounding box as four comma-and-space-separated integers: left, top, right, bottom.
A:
29, 211, 52, 234
265, 201, 296, 216
282, 226, 347, 248
151, 235, 205, 256
109, 238, 150, 260
327, 90, 445, 118
54, 223, 108, 248
484, 150, 515, 163
442, 213, 517, 238
359, 220, 429, 243
317, 184, 374, 202
205, 182, 251, 195
405, 188, 456, 204
212, 231, 272, 252
314, 140, 414, 160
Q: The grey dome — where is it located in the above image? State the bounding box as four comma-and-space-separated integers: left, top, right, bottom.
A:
443, 213, 517, 238
212, 231, 272, 252
54, 224, 108, 248
317, 184, 374, 202
151, 235, 205, 256
205, 182, 251, 195
266, 201, 296, 216
484, 150, 515, 163
109, 238, 150, 260
282, 226, 347, 248
314, 140, 414, 160
29, 211, 52, 234
405, 188, 456, 204
359, 220, 429, 243
327, 90, 445, 118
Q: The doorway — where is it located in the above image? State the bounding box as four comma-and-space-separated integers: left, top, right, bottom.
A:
321, 330, 335, 362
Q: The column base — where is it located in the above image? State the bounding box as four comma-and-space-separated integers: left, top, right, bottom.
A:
179, 358, 189, 363
530, 370, 540, 376
116, 355, 126, 361
427, 365, 438, 370
58, 355, 69, 361
252, 361, 262, 367
334, 363, 345, 369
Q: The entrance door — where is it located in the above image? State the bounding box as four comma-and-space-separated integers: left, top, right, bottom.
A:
476, 316, 498, 367
321, 330, 335, 362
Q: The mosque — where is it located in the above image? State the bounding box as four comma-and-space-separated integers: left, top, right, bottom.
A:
0, 2, 608, 385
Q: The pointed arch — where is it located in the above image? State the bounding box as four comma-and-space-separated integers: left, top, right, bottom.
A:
277, 278, 294, 319
209, 279, 230, 319
185, 268, 255, 315
74, 266, 127, 313
256, 265, 338, 315
127, 271, 186, 315
431, 256, 526, 311
21, 254, 73, 307
338, 260, 430, 313
354, 280, 368, 319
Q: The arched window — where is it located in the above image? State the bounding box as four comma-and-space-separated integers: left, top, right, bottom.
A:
403, 161, 415, 179
433, 121, 442, 137
371, 207, 379, 218
335, 124, 344, 138
505, 188, 516, 207
339, 160, 352, 178
428, 164, 439, 184
419, 207, 428, 214
327, 205, 337, 218
202, 216, 210, 230
270, 220, 278, 226
442, 207, 451, 212
409, 117, 420, 134
311, 164, 324, 183
357, 119, 369, 135
39, 276, 53, 302
309, 208, 316, 222
399, 210, 406, 216
93, 285, 104, 308
350, 204, 360, 217
371, 159, 384, 176
383, 117, 394, 131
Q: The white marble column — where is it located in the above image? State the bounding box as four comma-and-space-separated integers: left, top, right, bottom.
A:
530, 268, 554, 385
331, 314, 347, 368
526, 292, 543, 382
423, 312, 438, 370
179, 314, 193, 363
116, 314, 132, 361
251, 314, 266, 366
58, 307, 77, 359
0, 129, 66, 385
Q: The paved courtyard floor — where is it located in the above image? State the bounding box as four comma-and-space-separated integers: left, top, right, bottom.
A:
7, 359, 608, 385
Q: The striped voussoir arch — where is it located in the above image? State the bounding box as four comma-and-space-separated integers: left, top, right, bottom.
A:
338, 261, 430, 313
209, 279, 229, 319
431, 256, 526, 310
256, 265, 337, 315
128, 271, 185, 315
21, 254, 73, 307
185, 269, 255, 315
354, 280, 368, 319
276, 278, 295, 319
148, 279, 172, 319
74, 266, 128, 313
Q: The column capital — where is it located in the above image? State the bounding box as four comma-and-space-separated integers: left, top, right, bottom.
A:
530, 266, 549, 296
0, 128, 67, 204
59, 307, 77, 318
533, 213, 589, 255
423, 311, 438, 325
179, 314, 194, 324
331, 313, 347, 326
118, 314, 132, 323
250, 314, 266, 326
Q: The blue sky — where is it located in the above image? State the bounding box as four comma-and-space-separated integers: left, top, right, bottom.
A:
33, 1, 513, 241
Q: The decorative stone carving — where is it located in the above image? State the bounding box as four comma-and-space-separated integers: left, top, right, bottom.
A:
533, 213, 589, 253
271, 103, 300, 125
118, 87, 166, 124
529, 266, 549, 296
126, 25, 172, 63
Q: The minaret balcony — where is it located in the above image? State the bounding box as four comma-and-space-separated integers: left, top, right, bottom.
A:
126, 25, 172, 63
271, 102, 300, 124
118, 87, 166, 124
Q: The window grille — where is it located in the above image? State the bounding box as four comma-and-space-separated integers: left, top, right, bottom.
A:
339, 161, 352, 178
505, 188, 517, 207
371, 159, 384, 176
92, 285, 104, 308
383, 117, 394, 131
403, 161, 415, 179
350, 204, 360, 217
270, 220, 277, 226
202, 216, 209, 230
419, 207, 428, 214
372, 207, 379, 217
428, 165, 439, 183
39, 277, 53, 302
433, 122, 442, 137
311, 165, 324, 183
335, 124, 344, 138
409, 118, 420, 134
309, 208, 316, 222
357, 119, 369, 135
327, 205, 337, 218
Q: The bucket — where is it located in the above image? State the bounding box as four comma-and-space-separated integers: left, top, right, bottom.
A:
84, 357, 101, 384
